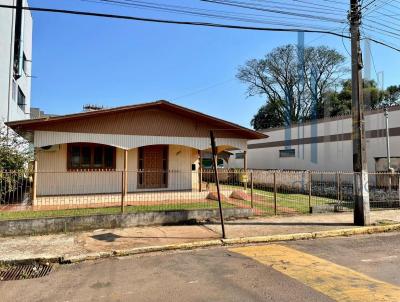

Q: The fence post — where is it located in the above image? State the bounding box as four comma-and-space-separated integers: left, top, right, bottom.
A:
398, 178, 400, 207
121, 150, 128, 213
308, 171, 312, 213
121, 171, 125, 213
244, 150, 247, 191
32, 160, 37, 204
198, 150, 202, 192
336, 172, 339, 201
250, 171, 254, 208
273, 172, 277, 215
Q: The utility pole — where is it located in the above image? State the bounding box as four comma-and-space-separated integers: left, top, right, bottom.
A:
384, 108, 392, 172
210, 130, 226, 239
350, 0, 370, 226
384, 108, 394, 201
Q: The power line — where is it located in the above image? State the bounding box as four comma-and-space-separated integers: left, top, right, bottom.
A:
0, 4, 350, 37
1, 3, 399, 52
227, 0, 347, 13
171, 78, 235, 101
201, 0, 347, 24
364, 0, 396, 16
361, 0, 377, 10
80, 0, 346, 30
362, 32, 379, 81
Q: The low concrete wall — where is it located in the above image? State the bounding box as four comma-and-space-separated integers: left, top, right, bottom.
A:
0, 208, 252, 237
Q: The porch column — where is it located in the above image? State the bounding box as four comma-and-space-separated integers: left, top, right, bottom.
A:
32, 160, 37, 204
121, 149, 128, 213
243, 150, 248, 191
198, 150, 202, 192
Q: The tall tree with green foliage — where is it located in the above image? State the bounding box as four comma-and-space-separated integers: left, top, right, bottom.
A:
382, 85, 400, 107
251, 100, 284, 130
324, 79, 385, 117
237, 44, 347, 130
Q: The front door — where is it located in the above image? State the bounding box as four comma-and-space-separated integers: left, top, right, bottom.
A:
138, 145, 168, 189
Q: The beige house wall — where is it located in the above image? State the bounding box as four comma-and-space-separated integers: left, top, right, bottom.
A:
36, 144, 199, 196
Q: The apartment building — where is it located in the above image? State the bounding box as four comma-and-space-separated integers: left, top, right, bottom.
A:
0, 0, 32, 123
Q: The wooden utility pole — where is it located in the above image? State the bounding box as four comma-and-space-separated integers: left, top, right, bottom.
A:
210, 130, 226, 239
350, 0, 370, 225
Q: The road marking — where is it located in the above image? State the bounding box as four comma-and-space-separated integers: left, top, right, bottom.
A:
231, 244, 400, 302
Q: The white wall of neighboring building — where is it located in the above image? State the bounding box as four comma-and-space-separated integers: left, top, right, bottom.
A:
230, 107, 400, 172
0, 0, 32, 123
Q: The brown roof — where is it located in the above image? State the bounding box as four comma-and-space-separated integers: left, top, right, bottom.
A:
6, 100, 267, 140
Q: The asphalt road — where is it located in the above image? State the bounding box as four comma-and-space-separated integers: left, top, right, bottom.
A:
1, 232, 400, 302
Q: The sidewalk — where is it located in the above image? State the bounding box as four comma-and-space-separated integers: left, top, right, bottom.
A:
0, 210, 399, 263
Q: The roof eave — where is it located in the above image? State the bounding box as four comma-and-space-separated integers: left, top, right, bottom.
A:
5, 100, 268, 140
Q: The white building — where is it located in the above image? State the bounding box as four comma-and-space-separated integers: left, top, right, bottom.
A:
0, 0, 32, 123
230, 106, 400, 173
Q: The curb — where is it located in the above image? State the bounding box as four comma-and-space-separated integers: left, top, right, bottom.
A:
2, 224, 400, 265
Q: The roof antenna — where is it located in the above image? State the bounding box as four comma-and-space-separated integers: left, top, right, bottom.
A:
83, 104, 104, 112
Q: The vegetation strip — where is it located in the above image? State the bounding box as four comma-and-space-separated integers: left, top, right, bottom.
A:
0, 202, 235, 221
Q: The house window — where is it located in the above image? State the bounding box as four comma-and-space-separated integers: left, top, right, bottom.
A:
17, 87, 26, 111
67, 143, 116, 170
235, 152, 245, 159
201, 158, 223, 168
279, 149, 295, 158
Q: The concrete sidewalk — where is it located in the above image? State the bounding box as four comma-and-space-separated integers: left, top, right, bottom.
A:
0, 210, 399, 263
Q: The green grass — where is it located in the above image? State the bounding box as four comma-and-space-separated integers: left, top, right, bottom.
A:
219, 184, 347, 214
0, 202, 235, 221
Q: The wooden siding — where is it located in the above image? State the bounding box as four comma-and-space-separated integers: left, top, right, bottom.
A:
33, 131, 248, 151
25, 108, 247, 138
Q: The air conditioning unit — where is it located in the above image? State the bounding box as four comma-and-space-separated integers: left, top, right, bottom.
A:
39, 145, 60, 152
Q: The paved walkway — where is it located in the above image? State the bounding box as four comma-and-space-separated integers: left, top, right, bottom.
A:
0, 210, 399, 262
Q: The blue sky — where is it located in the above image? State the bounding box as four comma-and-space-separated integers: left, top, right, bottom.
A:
28, 0, 400, 127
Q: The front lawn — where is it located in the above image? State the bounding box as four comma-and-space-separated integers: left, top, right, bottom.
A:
219, 184, 349, 214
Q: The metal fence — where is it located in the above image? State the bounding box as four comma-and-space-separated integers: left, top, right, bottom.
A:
0, 169, 399, 220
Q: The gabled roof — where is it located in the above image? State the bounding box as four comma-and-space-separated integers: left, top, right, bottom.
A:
6, 100, 267, 140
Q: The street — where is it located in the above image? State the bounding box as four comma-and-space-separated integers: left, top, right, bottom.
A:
1, 232, 400, 302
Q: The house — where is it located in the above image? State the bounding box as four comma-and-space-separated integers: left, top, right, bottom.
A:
229, 106, 400, 174
6, 100, 266, 207
0, 0, 33, 123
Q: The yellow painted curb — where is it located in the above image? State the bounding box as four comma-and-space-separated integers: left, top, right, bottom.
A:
57, 223, 400, 264
221, 233, 314, 245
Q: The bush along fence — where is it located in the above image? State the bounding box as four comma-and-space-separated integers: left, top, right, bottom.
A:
0, 168, 399, 221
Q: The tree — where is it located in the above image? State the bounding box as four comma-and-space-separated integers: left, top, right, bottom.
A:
382, 85, 400, 107
324, 79, 385, 117
0, 124, 32, 203
0, 124, 31, 171
251, 100, 284, 130
237, 44, 347, 130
